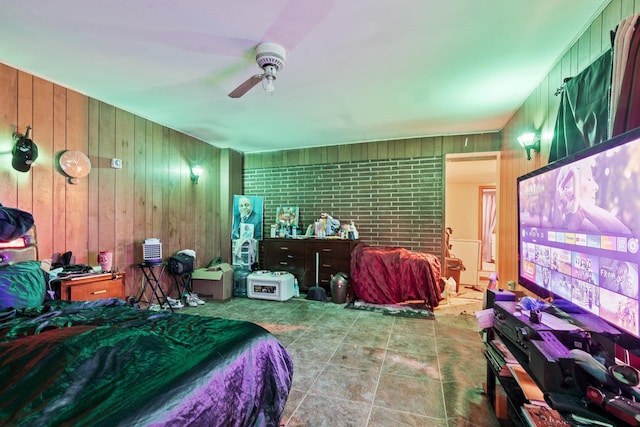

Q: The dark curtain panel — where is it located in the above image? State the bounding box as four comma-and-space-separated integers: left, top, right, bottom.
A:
612, 21, 640, 136
549, 49, 612, 163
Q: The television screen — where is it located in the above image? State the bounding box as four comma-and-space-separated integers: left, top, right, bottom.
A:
517, 127, 640, 345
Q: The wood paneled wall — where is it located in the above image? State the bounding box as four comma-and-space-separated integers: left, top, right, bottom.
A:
0, 63, 235, 297
498, 0, 640, 291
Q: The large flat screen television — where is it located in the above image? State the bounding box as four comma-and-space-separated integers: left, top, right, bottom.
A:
518, 127, 640, 358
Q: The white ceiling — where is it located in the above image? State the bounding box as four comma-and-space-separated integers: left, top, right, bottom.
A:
0, 0, 609, 153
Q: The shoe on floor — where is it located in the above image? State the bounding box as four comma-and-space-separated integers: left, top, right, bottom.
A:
191, 292, 206, 305
183, 294, 198, 307
163, 299, 184, 309
191, 294, 204, 305
184, 292, 205, 305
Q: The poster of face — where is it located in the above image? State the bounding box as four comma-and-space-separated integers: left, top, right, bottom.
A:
276, 207, 299, 226
232, 195, 264, 240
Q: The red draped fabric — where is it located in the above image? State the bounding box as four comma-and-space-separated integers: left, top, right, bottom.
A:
350, 244, 442, 308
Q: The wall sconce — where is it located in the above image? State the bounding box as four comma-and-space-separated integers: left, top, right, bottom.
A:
190, 165, 203, 183
517, 132, 540, 160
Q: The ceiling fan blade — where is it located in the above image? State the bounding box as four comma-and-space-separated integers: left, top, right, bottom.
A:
263, 0, 336, 50
228, 74, 263, 98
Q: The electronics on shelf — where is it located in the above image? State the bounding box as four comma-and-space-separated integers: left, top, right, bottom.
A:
516, 127, 640, 365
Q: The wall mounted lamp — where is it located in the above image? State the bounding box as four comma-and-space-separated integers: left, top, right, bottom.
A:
517, 132, 541, 160
190, 165, 203, 183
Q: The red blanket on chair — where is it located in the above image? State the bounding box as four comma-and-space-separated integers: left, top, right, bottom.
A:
350, 244, 442, 307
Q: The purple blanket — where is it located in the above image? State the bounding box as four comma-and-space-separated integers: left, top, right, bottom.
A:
0, 299, 293, 426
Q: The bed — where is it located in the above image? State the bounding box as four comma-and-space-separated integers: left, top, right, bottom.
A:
350, 243, 443, 308
0, 263, 293, 426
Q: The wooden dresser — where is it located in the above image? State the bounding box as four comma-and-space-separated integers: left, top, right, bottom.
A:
60, 272, 126, 301
263, 238, 359, 292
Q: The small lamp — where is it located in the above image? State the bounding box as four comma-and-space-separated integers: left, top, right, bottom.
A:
190, 165, 203, 183
517, 132, 540, 160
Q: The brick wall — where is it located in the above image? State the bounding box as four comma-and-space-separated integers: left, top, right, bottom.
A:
244, 156, 444, 257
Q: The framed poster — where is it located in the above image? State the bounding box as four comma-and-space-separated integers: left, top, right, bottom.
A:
231, 195, 264, 240
276, 206, 299, 226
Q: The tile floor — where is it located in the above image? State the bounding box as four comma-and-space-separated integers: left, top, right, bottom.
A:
187, 286, 501, 427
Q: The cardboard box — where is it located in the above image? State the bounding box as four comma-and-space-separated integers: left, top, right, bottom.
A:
191, 263, 233, 300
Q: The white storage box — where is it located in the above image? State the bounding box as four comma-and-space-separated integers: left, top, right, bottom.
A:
247, 271, 295, 301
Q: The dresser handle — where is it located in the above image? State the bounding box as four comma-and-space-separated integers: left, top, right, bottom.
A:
321, 248, 332, 252
92, 290, 107, 295
322, 263, 331, 268
280, 246, 288, 250
279, 262, 288, 265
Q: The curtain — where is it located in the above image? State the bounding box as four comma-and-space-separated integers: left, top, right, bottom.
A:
481, 189, 496, 263
612, 15, 640, 136
610, 14, 639, 136
548, 49, 613, 163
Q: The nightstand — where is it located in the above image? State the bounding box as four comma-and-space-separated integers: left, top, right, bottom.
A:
59, 272, 126, 301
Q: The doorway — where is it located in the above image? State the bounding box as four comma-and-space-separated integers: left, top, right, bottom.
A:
480, 186, 496, 272
445, 153, 499, 287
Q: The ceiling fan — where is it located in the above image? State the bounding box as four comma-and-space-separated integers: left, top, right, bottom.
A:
228, 42, 286, 98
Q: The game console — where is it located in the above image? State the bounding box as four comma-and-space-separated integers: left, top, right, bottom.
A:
493, 301, 580, 395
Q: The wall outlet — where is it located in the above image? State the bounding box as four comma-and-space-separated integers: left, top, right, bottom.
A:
111, 158, 122, 169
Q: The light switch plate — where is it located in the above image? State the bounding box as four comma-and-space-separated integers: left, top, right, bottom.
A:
111, 158, 122, 169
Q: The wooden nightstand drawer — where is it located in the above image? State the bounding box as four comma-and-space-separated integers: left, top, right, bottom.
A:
61, 273, 125, 301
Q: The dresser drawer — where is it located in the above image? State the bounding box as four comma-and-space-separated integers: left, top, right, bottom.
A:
264, 239, 306, 257
265, 251, 305, 266
263, 238, 358, 291
316, 257, 350, 286
263, 239, 306, 286
61, 273, 125, 301
265, 256, 305, 276
318, 257, 350, 274
306, 241, 352, 258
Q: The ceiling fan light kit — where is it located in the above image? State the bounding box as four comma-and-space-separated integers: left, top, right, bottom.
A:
228, 42, 286, 98
255, 42, 285, 70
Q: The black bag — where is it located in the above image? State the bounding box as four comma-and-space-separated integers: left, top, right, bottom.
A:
169, 253, 194, 274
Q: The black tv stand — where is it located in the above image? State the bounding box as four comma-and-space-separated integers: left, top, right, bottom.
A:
484, 295, 634, 426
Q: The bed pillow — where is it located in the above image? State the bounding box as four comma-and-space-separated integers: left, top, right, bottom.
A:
0, 261, 46, 310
